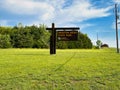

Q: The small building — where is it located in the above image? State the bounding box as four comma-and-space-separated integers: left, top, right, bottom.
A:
101, 44, 109, 48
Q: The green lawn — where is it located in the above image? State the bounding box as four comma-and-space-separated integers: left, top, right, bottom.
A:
0, 48, 120, 90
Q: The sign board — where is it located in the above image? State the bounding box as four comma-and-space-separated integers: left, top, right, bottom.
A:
57, 31, 78, 41
46, 23, 79, 54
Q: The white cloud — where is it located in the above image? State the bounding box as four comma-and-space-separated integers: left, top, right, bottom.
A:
0, 0, 54, 15
114, 0, 120, 3
56, 1, 111, 21
0, 0, 112, 26
0, 0, 55, 24
51, 0, 112, 27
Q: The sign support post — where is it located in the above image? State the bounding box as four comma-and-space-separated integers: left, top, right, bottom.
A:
50, 23, 56, 54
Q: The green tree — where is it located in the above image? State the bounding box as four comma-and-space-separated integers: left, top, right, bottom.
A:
11, 27, 33, 48
29, 24, 50, 48
96, 40, 102, 49
0, 26, 12, 35
0, 34, 12, 48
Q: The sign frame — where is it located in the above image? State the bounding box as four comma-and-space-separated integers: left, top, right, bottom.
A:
46, 23, 80, 55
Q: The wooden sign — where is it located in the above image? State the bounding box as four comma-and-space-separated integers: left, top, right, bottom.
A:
46, 23, 79, 54
57, 31, 78, 41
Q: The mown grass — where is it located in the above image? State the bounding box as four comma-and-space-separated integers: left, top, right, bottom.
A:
0, 48, 120, 90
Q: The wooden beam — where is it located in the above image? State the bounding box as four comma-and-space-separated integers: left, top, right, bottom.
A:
46, 27, 79, 30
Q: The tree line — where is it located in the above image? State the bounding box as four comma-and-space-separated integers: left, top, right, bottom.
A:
0, 24, 92, 49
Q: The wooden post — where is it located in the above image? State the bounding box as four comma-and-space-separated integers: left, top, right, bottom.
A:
50, 36, 53, 54
53, 23, 56, 54
50, 23, 56, 55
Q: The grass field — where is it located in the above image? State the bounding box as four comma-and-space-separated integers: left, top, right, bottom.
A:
0, 48, 120, 90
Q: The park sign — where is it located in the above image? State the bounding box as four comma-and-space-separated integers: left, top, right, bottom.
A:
57, 31, 78, 41
46, 23, 80, 54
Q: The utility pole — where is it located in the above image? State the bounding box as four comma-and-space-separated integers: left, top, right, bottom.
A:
115, 3, 119, 53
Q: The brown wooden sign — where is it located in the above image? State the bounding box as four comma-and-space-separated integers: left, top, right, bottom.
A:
46, 23, 79, 54
57, 31, 78, 41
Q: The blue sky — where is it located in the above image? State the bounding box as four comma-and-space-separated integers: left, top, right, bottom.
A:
0, 0, 120, 47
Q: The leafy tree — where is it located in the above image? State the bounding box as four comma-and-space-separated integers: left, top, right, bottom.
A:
28, 24, 50, 48
38, 24, 50, 48
11, 27, 33, 48
96, 40, 102, 49
9, 24, 50, 48
0, 34, 12, 48
0, 26, 12, 35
